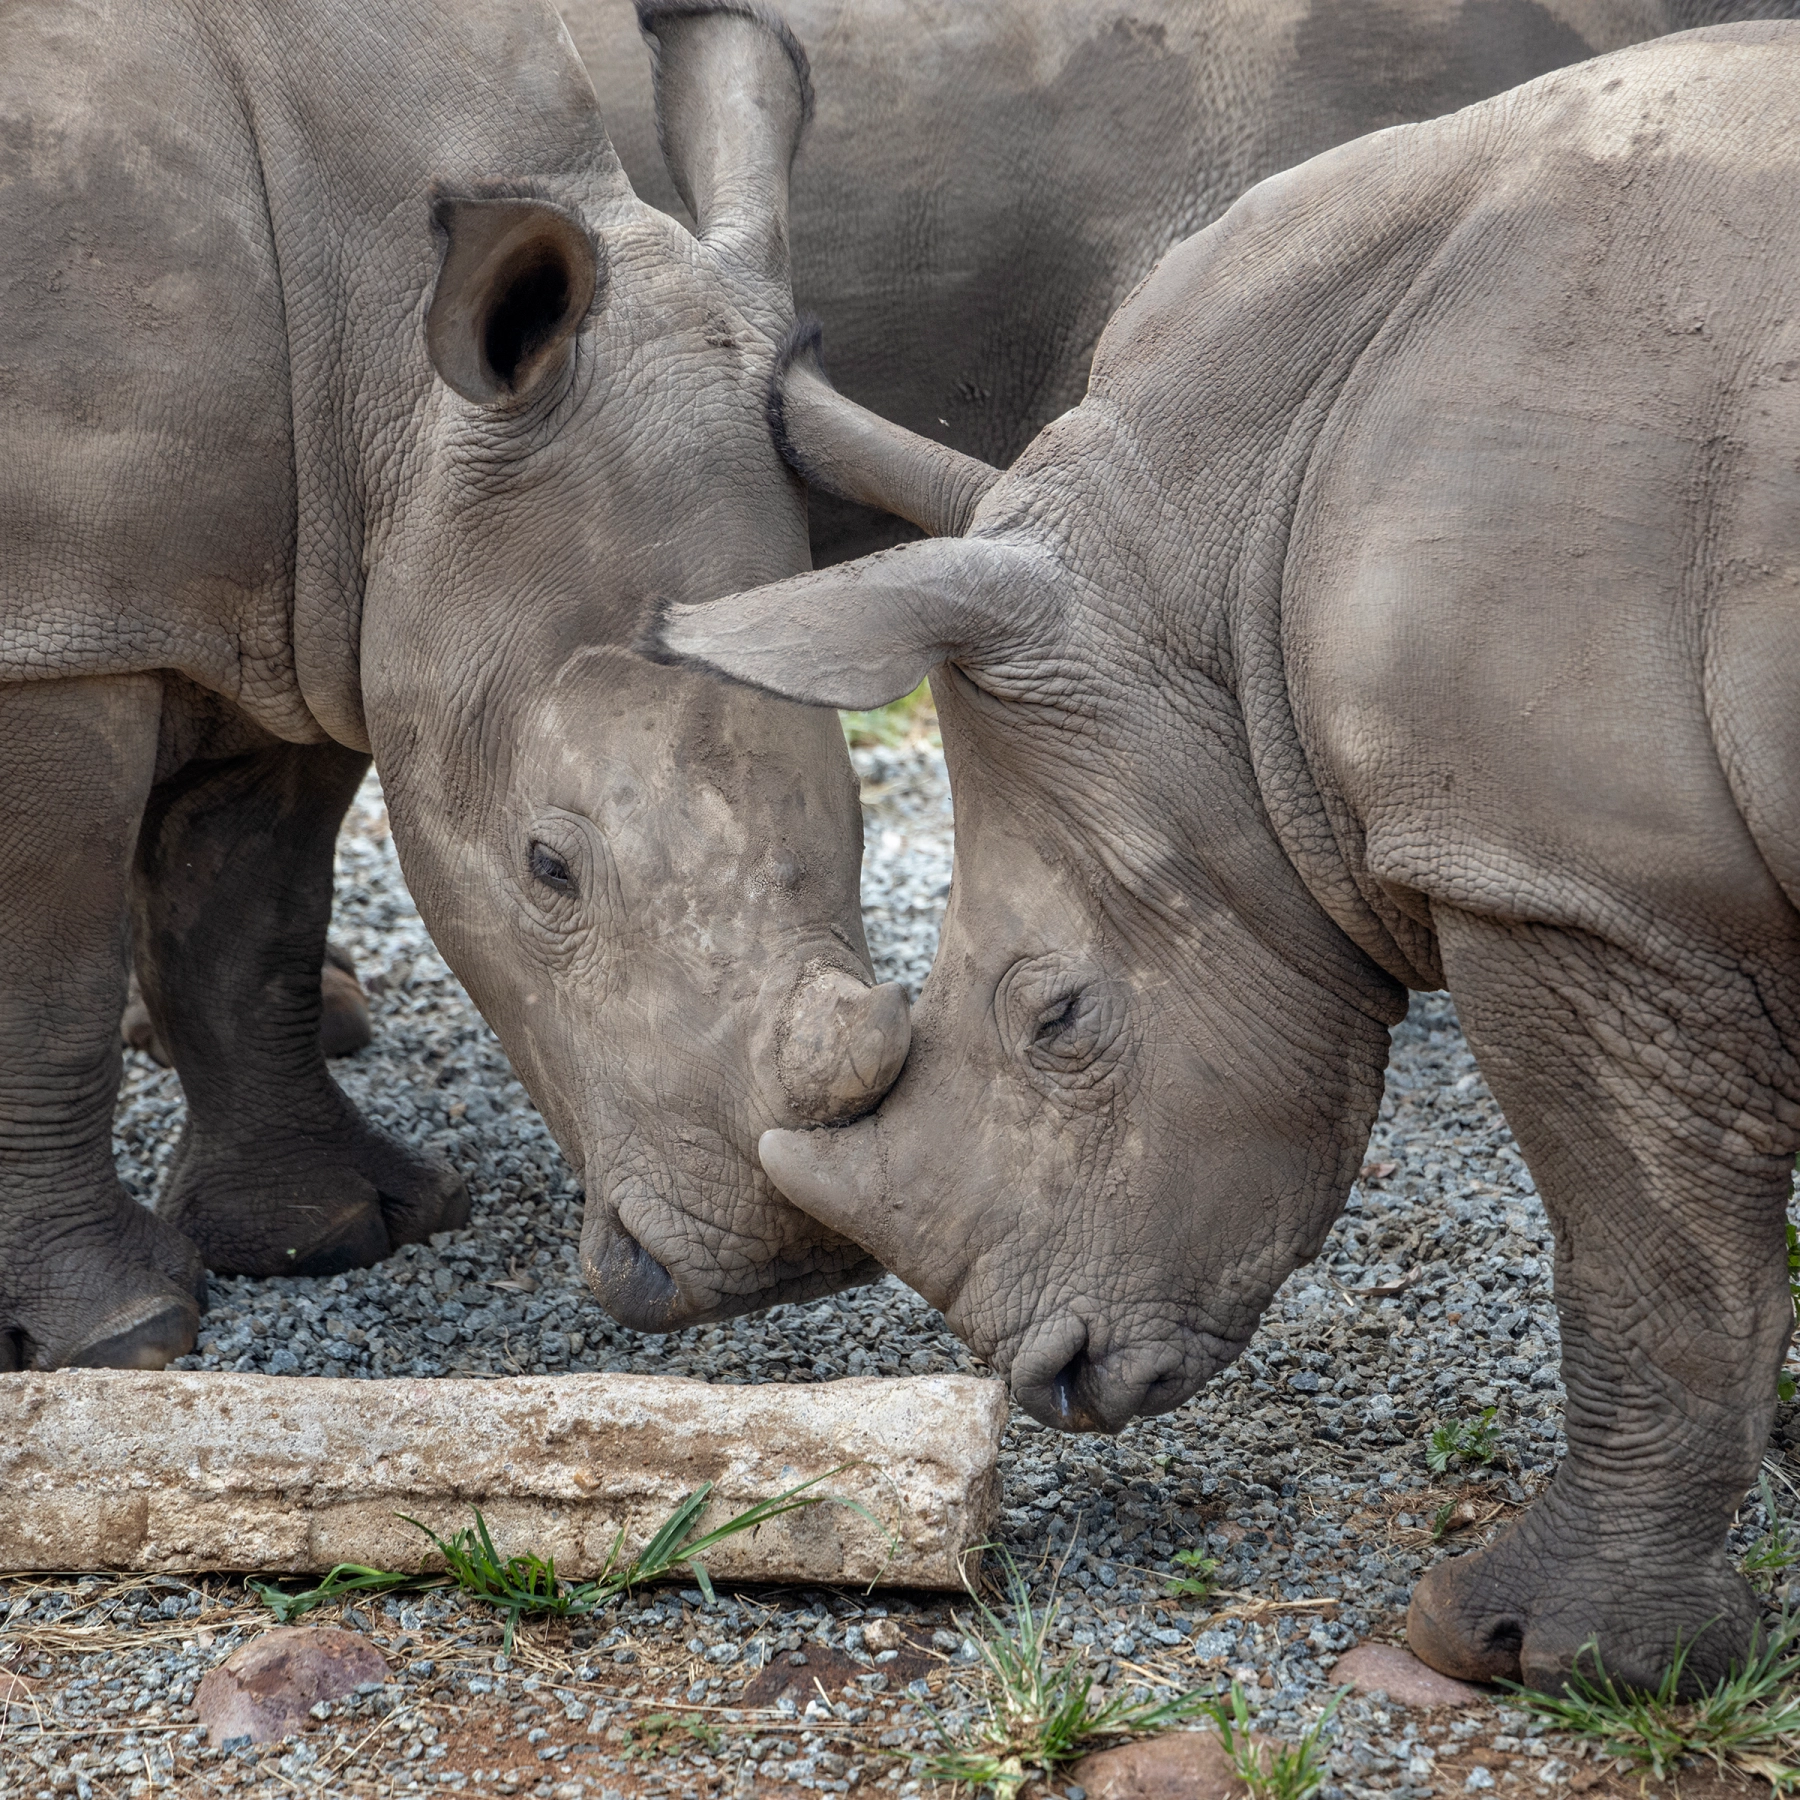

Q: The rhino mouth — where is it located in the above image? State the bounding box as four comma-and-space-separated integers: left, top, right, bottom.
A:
578, 1176, 884, 1333
1007, 1312, 1247, 1434
581, 1205, 684, 1333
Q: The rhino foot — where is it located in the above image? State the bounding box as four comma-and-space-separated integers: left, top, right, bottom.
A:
0, 1190, 203, 1370
1407, 1511, 1758, 1696
122, 943, 372, 1068
159, 1118, 468, 1278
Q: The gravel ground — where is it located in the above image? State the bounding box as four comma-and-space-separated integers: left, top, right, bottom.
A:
5, 736, 1798, 1800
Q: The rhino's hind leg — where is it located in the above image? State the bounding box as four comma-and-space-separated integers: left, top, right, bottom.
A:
133, 742, 468, 1278
122, 939, 372, 1065
1407, 909, 1791, 1694
0, 675, 203, 1369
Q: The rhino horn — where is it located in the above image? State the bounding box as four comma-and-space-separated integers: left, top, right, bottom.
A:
770, 320, 1003, 538
640, 1, 811, 334
647, 533, 1054, 711
777, 966, 910, 1124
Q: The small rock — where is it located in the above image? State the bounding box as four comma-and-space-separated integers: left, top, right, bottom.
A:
1072, 1730, 1248, 1800
1333, 1643, 1489, 1709
195, 1626, 389, 1745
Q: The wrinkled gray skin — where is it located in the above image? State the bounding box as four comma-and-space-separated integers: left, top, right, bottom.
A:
566, 0, 1800, 562
660, 26, 1800, 1692
0, 0, 909, 1370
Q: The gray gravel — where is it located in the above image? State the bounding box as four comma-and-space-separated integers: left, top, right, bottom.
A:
6, 734, 1798, 1799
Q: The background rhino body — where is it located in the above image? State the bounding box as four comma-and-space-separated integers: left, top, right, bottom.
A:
664, 25, 1800, 1694
0, 0, 911, 1370
569, 0, 1800, 561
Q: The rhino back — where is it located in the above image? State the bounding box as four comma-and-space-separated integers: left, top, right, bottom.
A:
1263, 30, 1800, 948
569, 0, 1793, 569
0, 0, 306, 733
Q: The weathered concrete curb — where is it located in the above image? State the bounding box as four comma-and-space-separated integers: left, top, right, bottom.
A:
0, 1371, 1006, 1588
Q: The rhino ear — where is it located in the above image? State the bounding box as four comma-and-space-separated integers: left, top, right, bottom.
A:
639, 2, 810, 333
770, 322, 1003, 539
647, 536, 1052, 712
426, 196, 600, 404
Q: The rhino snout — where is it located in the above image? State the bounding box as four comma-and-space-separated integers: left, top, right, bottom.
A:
1008, 1312, 1242, 1436
776, 967, 910, 1124
580, 1187, 683, 1333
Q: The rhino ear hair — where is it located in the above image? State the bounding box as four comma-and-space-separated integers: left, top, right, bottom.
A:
646, 535, 1050, 712
426, 196, 600, 404
639, 2, 811, 333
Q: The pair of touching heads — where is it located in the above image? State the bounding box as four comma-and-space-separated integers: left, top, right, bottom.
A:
653, 336, 1396, 1434
372, 3, 909, 1334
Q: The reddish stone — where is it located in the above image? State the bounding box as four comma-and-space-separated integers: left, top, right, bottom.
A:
1332, 1642, 1487, 1709
738, 1632, 938, 1709
1071, 1730, 1248, 1800
195, 1626, 389, 1746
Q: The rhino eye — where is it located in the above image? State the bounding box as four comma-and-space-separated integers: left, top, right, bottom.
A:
998, 953, 1125, 1085
528, 841, 575, 893
1032, 991, 1103, 1066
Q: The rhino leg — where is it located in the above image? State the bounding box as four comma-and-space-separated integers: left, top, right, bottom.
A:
1407, 910, 1787, 1694
0, 675, 204, 1370
122, 940, 371, 1065
133, 742, 468, 1278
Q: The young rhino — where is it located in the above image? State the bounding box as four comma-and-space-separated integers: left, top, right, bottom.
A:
0, 0, 906, 1371
661, 24, 1800, 1692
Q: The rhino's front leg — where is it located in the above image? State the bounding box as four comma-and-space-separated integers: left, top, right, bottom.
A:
133, 742, 468, 1277
0, 675, 205, 1368
1406, 909, 1791, 1693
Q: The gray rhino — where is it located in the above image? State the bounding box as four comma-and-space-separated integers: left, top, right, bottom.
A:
660, 24, 1800, 1692
152, 0, 1800, 1340
0, 0, 910, 1370
571, 0, 1800, 561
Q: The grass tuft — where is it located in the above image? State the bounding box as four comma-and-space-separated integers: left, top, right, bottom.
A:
1745, 1474, 1800, 1596
1426, 1405, 1502, 1474
1203, 1679, 1341, 1800
251, 1469, 860, 1651
1165, 1549, 1222, 1600
1507, 1616, 1800, 1789
620, 1712, 723, 1759
920, 1552, 1221, 1799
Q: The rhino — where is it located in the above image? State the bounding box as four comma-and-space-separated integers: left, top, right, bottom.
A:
569, 0, 1800, 562
659, 24, 1800, 1692
137, 0, 1800, 1343
0, 0, 913, 1370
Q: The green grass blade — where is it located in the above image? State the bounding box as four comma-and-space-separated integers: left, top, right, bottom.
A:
249, 1561, 426, 1624
627, 1484, 716, 1583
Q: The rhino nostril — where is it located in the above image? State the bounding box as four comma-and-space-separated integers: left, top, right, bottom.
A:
1049, 1348, 1118, 1435
581, 1214, 682, 1333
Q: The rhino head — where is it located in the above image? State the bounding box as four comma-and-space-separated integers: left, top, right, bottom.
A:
651, 339, 1403, 1423
347, 7, 907, 1330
